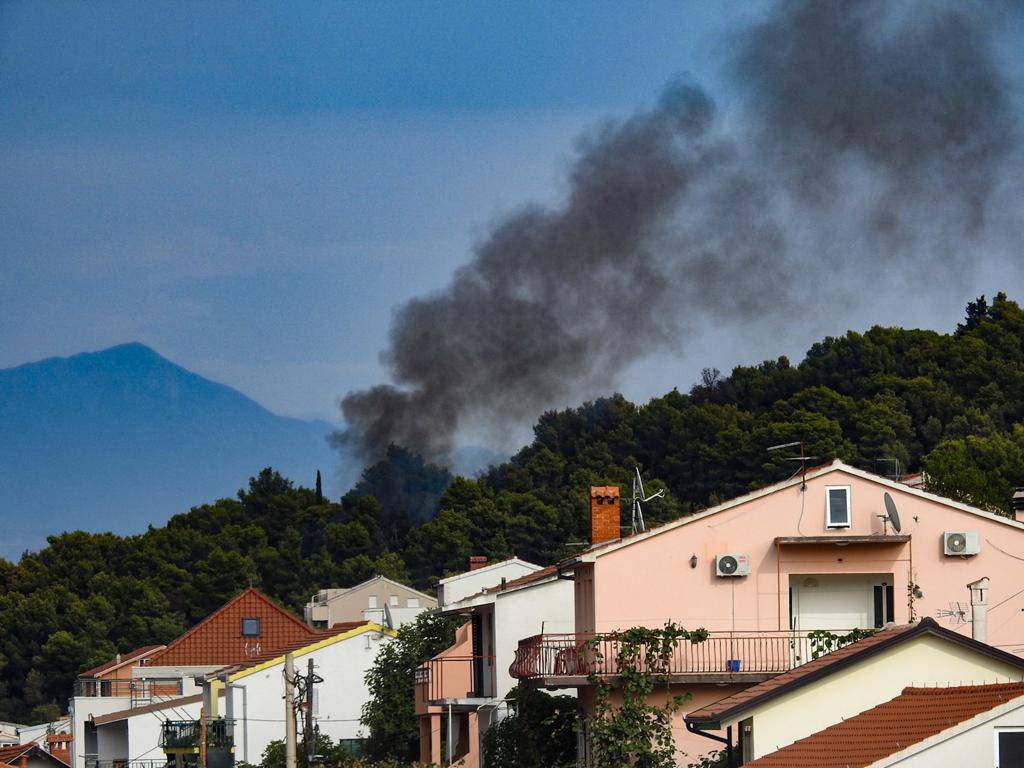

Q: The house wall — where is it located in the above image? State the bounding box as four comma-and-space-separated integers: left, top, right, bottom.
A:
736, 634, 1024, 760
311, 581, 436, 628
125, 699, 202, 765
493, 579, 575, 697
591, 468, 1024, 651
438, 562, 542, 607
227, 630, 393, 763
69, 697, 132, 768
94, 721, 127, 763
879, 701, 1024, 767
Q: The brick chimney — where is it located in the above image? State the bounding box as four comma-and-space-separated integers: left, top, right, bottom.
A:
590, 486, 621, 545
468, 556, 487, 571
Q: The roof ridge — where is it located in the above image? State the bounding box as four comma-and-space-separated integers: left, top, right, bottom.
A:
147, 587, 311, 664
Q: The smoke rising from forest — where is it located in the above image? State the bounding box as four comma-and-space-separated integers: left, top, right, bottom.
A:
336, 0, 1022, 465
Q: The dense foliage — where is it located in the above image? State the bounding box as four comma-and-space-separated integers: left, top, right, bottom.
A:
3, 295, 1024, 723
481, 686, 579, 768
360, 612, 460, 761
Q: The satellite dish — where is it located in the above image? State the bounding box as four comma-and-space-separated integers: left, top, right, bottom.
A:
883, 492, 902, 534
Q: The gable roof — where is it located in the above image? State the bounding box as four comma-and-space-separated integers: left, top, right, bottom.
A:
225, 621, 396, 681
78, 644, 165, 678
686, 618, 1024, 727
570, 460, 1024, 563
91, 690, 225, 726
437, 557, 542, 585
317, 575, 435, 604
0, 743, 67, 768
145, 588, 314, 667
746, 682, 1024, 767
440, 565, 563, 613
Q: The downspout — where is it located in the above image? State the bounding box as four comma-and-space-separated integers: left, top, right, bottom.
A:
685, 721, 735, 767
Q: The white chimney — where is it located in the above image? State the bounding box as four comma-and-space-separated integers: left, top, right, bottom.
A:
968, 576, 990, 644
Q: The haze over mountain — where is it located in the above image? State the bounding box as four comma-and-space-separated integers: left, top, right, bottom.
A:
0, 343, 339, 560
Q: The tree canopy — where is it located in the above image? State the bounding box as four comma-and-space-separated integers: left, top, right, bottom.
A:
3, 295, 1024, 722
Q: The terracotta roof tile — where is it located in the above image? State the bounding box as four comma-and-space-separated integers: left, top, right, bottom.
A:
0, 745, 32, 763
483, 565, 558, 594
145, 588, 315, 667
746, 682, 1024, 767
79, 644, 165, 678
211, 621, 372, 677
687, 624, 916, 722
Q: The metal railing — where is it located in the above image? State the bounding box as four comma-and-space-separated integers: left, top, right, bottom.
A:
85, 760, 170, 768
415, 655, 495, 702
510, 630, 859, 680
74, 678, 184, 704
159, 719, 235, 751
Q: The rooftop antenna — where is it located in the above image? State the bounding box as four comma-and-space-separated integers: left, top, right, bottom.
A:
631, 466, 664, 534
767, 440, 820, 491
937, 602, 969, 626
874, 457, 902, 482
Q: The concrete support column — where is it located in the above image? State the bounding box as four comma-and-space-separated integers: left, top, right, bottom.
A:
430, 714, 442, 765
466, 711, 480, 768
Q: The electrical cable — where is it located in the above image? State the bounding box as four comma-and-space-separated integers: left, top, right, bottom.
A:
986, 538, 1024, 563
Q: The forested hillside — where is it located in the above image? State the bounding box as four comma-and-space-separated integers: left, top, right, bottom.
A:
4, 295, 1024, 724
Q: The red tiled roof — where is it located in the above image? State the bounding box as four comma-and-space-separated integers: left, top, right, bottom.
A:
686, 618, 1024, 726
145, 588, 315, 667
746, 682, 1024, 767
79, 644, 165, 678
0, 743, 66, 768
211, 621, 372, 677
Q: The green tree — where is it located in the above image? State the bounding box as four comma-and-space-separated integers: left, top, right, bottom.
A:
481, 686, 579, 768
360, 612, 461, 761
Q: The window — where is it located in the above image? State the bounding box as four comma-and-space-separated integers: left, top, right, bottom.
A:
241, 617, 261, 637
367, 596, 378, 609
826, 486, 851, 528
389, 595, 399, 607
997, 729, 1024, 765
407, 598, 420, 608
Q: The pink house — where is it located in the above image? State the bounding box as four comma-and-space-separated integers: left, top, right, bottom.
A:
511, 460, 1024, 763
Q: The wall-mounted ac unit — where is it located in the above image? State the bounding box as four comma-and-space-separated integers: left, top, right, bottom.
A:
715, 554, 750, 577
943, 531, 980, 556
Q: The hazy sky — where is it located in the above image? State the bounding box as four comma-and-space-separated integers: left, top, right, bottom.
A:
3, 1, 1022, 430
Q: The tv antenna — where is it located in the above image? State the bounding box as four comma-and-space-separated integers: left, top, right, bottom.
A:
631, 466, 664, 534
874, 457, 902, 482
937, 602, 969, 626
767, 441, 820, 490
876, 492, 902, 536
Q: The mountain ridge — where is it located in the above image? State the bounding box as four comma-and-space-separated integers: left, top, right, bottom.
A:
0, 343, 340, 558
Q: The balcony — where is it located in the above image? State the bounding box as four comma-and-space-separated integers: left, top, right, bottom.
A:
415, 655, 495, 709
510, 630, 858, 685
160, 719, 235, 752
74, 678, 184, 706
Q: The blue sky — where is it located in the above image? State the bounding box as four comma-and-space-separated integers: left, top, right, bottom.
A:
2, 1, 1022, 426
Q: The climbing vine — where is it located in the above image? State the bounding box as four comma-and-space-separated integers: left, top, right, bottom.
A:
586, 622, 709, 768
806, 627, 876, 660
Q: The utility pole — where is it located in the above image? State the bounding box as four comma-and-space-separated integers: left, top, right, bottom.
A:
199, 707, 207, 768
284, 653, 297, 768
304, 658, 316, 764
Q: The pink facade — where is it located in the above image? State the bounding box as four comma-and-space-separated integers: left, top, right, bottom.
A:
558, 461, 1024, 762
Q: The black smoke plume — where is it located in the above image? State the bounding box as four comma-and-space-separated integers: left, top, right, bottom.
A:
336, 0, 1020, 465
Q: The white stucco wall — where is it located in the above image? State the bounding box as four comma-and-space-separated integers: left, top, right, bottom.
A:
125, 699, 202, 765
95, 721, 128, 762
438, 560, 541, 607
227, 629, 393, 763
733, 634, 1024, 760
492, 578, 575, 697
70, 696, 131, 768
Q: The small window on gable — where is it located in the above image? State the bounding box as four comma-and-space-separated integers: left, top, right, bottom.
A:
367, 596, 378, 609
826, 486, 851, 528
407, 598, 420, 608
241, 617, 261, 637
389, 595, 399, 607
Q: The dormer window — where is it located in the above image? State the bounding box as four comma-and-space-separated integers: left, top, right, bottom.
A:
241, 617, 261, 637
826, 486, 851, 528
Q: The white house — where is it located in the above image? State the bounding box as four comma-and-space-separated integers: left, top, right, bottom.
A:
745, 680, 1024, 767
436, 558, 542, 607
210, 621, 396, 763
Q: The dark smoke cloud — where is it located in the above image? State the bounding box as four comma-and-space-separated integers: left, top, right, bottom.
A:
336, 0, 1021, 465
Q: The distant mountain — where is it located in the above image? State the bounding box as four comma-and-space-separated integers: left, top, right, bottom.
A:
0, 343, 340, 559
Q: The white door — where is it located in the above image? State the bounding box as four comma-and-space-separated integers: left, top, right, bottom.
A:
791, 574, 889, 631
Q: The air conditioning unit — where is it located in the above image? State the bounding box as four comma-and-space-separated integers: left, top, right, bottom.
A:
943, 531, 980, 556
715, 553, 750, 577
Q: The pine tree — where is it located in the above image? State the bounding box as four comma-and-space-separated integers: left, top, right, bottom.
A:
315, 469, 323, 504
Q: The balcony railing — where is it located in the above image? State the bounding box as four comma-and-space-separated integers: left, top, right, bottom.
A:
415, 655, 495, 703
160, 719, 234, 751
74, 678, 184, 703
510, 630, 859, 681
85, 760, 170, 768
